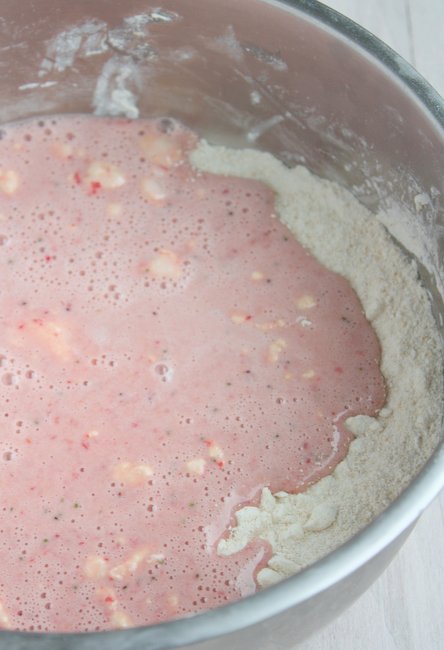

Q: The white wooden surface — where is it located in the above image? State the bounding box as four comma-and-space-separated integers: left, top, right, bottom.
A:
294, 2, 444, 649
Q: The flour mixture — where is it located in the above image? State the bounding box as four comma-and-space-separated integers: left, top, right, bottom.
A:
0, 115, 441, 631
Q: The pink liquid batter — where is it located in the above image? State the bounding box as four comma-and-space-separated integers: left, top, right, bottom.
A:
0, 115, 385, 631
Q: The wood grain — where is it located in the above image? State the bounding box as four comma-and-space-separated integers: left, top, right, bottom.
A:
291, 2, 444, 648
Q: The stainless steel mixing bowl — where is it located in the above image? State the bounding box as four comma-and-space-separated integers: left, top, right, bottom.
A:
0, 1, 443, 648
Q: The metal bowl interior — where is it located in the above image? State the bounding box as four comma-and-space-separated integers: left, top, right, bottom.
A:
0, 1, 443, 648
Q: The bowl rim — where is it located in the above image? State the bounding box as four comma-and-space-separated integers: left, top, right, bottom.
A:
2, 0, 444, 646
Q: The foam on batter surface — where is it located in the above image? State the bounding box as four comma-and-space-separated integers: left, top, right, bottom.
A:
0, 115, 441, 631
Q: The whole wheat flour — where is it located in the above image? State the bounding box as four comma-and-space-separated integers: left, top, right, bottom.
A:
191, 142, 443, 588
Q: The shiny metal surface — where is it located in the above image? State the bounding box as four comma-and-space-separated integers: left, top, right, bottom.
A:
0, 1, 443, 648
